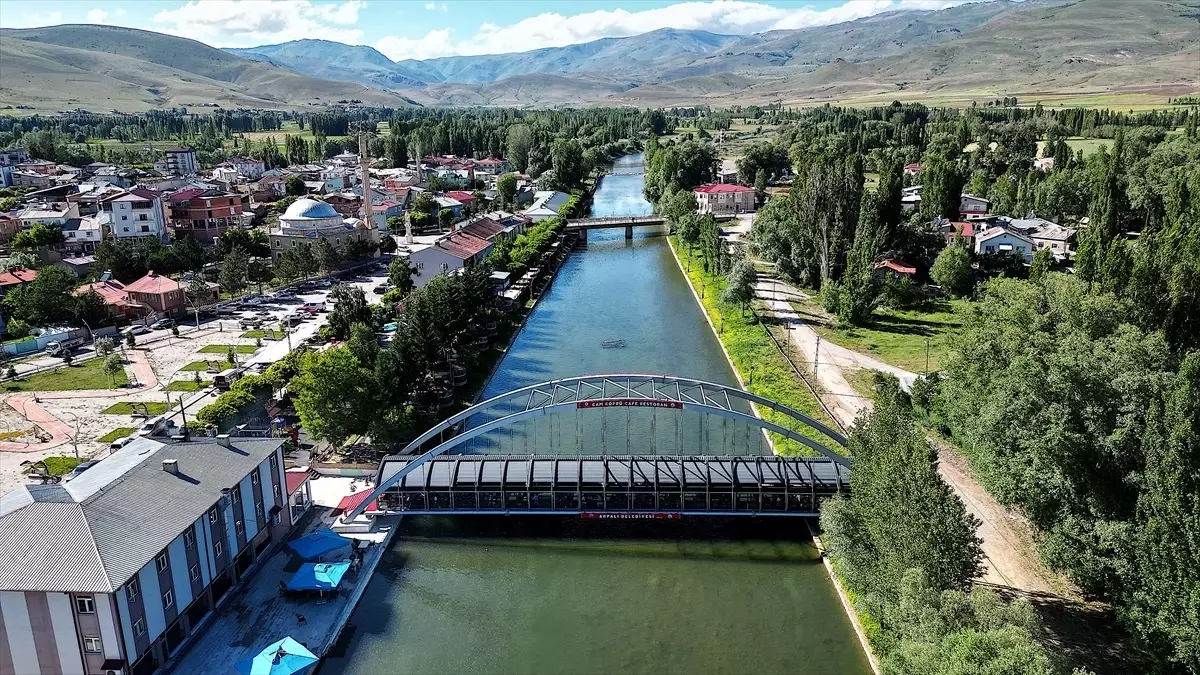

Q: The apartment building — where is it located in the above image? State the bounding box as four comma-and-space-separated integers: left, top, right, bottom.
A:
693, 183, 756, 215
0, 436, 293, 675
99, 189, 168, 244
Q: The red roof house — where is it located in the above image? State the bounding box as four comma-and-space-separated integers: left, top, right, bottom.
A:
123, 270, 186, 315
445, 190, 478, 205
873, 259, 917, 279
75, 279, 143, 317
0, 267, 37, 292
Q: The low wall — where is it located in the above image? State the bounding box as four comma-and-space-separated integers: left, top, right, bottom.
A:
1, 325, 118, 357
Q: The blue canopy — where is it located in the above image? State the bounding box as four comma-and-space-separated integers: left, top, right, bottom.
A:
287, 528, 352, 562
286, 562, 351, 591
235, 636, 317, 675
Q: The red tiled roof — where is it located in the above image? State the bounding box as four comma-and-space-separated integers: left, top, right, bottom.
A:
75, 280, 129, 306
694, 183, 754, 194
460, 217, 506, 240
436, 232, 491, 259
123, 271, 183, 295
285, 470, 310, 495
332, 490, 376, 515
874, 259, 917, 275
168, 187, 206, 202
948, 221, 975, 239
0, 268, 37, 287
445, 191, 477, 202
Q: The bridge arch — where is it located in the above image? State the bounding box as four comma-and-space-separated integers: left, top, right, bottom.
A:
348, 374, 848, 519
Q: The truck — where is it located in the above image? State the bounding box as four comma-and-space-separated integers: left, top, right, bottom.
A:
45, 337, 85, 357
213, 367, 244, 391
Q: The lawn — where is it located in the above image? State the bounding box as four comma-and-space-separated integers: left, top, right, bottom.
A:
165, 380, 205, 392
39, 456, 82, 476
180, 360, 225, 372
844, 368, 884, 401
789, 296, 966, 374
97, 427, 136, 443
101, 401, 174, 415
670, 238, 840, 456
2, 359, 129, 392
197, 344, 259, 355
241, 329, 284, 340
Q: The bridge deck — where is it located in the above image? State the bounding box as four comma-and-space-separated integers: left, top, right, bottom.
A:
374, 454, 848, 516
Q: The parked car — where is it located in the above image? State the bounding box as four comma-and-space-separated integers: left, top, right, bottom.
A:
109, 435, 135, 451
372, 283, 391, 294
137, 417, 177, 437
123, 325, 150, 336
46, 336, 85, 357
243, 296, 265, 306
240, 318, 263, 329
151, 318, 175, 330
255, 310, 273, 318
62, 459, 101, 482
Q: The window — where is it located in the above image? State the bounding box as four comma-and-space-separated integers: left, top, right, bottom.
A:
231, 487, 241, 504
208, 507, 218, 524
162, 590, 173, 609
269, 454, 278, 467
133, 618, 145, 637
251, 470, 259, 486
122, 227, 129, 233
156, 553, 168, 572
255, 503, 264, 519
190, 565, 200, 582
440, 263, 449, 273
84, 637, 102, 653
127, 578, 140, 601
75, 596, 95, 614
235, 520, 245, 537
121, 215, 128, 221
416, 261, 425, 270
184, 530, 194, 549
214, 541, 223, 558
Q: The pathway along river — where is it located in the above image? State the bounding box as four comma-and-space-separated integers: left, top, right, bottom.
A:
320, 155, 870, 675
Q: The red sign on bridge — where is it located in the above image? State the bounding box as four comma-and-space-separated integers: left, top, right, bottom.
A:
576, 399, 683, 410
580, 512, 682, 520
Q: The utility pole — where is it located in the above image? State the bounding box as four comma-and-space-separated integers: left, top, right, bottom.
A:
924, 337, 931, 377
814, 335, 821, 377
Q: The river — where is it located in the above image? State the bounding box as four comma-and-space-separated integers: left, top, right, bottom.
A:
319, 154, 870, 675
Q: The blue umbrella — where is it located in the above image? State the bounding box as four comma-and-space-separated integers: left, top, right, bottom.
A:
235, 636, 318, 675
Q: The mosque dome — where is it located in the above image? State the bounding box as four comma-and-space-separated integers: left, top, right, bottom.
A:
282, 198, 339, 221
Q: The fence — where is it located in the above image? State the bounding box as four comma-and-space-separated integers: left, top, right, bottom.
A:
1, 325, 119, 358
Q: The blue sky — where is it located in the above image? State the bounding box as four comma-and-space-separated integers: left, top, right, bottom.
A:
0, 0, 972, 61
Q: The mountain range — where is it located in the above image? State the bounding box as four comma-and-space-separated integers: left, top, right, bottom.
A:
1, 0, 1197, 112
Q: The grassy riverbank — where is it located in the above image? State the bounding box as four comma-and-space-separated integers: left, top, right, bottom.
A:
668, 237, 840, 456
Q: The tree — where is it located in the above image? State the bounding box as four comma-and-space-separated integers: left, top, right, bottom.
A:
327, 284, 372, 340
920, 158, 966, 221
1029, 247, 1053, 281
219, 246, 250, 297
836, 193, 886, 326
930, 243, 973, 298
1126, 352, 1200, 672
291, 347, 376, 446
721, 257, 756, 314
94, 337, 115, 357
387, 258, 417, 297
103, 353, 124, 385
5, 266, 77, 326
506, 125, 533, 172
497, 173, 518, 206
313, 239, 341, 275
438, 208, 454, 232
736, 141, 789, 184
550, 138, 587, 191
171, 234, 206, 273
676, 212, 701, 251
821, 378, 983, 601
72, 290, 108, 329
93, 240, 145, 283
660, 189, 697, 228
12, 223, 65, 251
387, 133, 408, 169
346, 321, 379, 367
285, 175, 306, 196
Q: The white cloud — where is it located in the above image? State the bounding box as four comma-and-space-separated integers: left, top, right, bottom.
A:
152, 0, 366, 47
373, 0, 973, 60
423, 2, 446, 10
87, 8, 110, 24
0, 9, 64, 29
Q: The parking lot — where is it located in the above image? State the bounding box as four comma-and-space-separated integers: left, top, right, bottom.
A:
0, 261, 393, 492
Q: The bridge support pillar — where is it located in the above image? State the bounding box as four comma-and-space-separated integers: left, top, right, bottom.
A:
625, 224, 633, 240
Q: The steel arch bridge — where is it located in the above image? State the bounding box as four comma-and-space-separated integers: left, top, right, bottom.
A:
348, 374, 850, 519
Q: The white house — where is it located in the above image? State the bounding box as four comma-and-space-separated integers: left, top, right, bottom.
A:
99, 189, 169, 243
975, 226, 1035, 261
408, 231, 493, 288
959, 193, 990, 215
17, 202, 80, 229
521, 191, 571, 222
225, 156, 265, 180
693, 183, 756, 215
157, 147, 198, 176
60, 216, 103, 253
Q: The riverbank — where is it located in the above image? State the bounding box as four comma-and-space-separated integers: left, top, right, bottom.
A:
666, 236, 839, 455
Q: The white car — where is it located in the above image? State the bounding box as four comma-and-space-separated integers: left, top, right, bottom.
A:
123, 325, 150, 336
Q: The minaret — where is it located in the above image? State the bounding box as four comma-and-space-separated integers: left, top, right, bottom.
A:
358, 133, 374, 229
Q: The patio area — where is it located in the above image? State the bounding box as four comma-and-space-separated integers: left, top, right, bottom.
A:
162, 507, 395, 674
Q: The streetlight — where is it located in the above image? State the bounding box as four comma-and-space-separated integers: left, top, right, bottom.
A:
61, 411, 81, 459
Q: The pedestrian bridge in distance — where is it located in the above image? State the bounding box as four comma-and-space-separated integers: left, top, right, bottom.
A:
346, 374, 851, 520
565, 215, 734, 239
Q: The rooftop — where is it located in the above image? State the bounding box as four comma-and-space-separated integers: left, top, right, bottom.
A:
694, 183, 754, 194
434, 231, 492, 259
124, 270, 184, 295
0, 437, 283, 593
